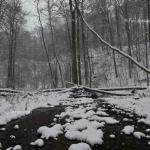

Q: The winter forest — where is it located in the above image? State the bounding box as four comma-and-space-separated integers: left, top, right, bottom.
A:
0, 0, 150, 90
2, 0, 150, 150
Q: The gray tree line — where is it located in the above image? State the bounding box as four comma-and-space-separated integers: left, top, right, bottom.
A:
0, 0, 150, 89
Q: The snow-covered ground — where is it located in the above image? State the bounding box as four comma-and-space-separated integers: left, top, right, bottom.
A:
1, 87, 150, 150
0, 91, 70, 125
104, 88, 150, 125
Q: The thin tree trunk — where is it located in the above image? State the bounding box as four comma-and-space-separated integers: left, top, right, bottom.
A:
124, 1, 132, 78
76, 0, 81, 85
106, 10, 118, 78
36, 0, 55, 88
47, 0, 64, 87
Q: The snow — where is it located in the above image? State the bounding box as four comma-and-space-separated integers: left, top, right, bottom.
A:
104, 96, 150, 125
65, 119, 104, 131
13, 145, 22, 150
65, 127, 103, 145
146, 129, 150, 133
109, 134, 115, 139
0, 128, 6, 131
133, 132, 145, 139
96, 110, 108, 116
122, 125, 134, 135
0, 111, 30, 125
37, 124, 63, 139
14, 125, 19, 130
90, 115, 119, 124
138, 119, 150, 125
10, 135, 15, 139
30, 139, 44, 147
0, 92, 70, 125
68, 143, 91, 150
6, 147, 13, 150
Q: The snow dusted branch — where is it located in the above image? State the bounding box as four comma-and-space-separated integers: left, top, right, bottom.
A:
0, 88, 23, 94
59, 86, 132, 96
74, 0, 150, 74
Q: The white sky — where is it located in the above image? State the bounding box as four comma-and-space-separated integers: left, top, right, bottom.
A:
22, 0, 38, 31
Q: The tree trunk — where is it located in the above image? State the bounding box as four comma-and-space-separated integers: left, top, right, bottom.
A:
69, 0, 78, 84
124, 1, 132, 78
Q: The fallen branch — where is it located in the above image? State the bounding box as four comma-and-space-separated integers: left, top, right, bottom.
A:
74, 0, 150, 74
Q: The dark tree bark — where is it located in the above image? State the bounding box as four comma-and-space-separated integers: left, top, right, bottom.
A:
69, 0, 78, 84
124, 0, 132, 78
81, 0, 88, 85
76, 0, 81, 85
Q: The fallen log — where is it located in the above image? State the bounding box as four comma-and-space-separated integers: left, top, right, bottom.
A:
99, 86, 147, 91
0, 88, 24, 94
38, 88, 67, 93
82, 86, 132, 96
59, 86, 132, 96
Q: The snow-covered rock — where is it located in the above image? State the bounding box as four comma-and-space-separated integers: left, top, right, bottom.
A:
96, 111, 108, 116
90, 115, 119, 124
65, 119, 104, 131
138, 119, 150, 126
109, 134, 115, 139
30, 139, 44, 147
65, 127, 103, 145
146, 129, 150, 133
37, 124, 63, 139
133, 132, 145, 139
10, 135, 15, 139
6, 147, 12, 150
14, 125, 19, 130
0, 128, 5, 131
122, 126, 134, 135
68, 143, 91, 150
13, 145, 22, 150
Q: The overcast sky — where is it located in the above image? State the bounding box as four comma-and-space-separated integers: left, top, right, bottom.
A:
22, 0, 38, 31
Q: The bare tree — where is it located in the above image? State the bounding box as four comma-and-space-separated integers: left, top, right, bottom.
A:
34, 0, 56, 88
47, 0, 64, 87
4, 0, 25, 89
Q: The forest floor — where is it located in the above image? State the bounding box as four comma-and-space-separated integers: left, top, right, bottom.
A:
1, 88, 150, 150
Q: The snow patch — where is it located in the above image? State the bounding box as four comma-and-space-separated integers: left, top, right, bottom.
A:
133, 132, 145, 139
122, 125, 134, 135
65, 127, 103, 145
0, 111, 30, 125
30, 139, 44, 147
13, 145, 22, 150
37, 124, 63, 139
68, 143, 91, 150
